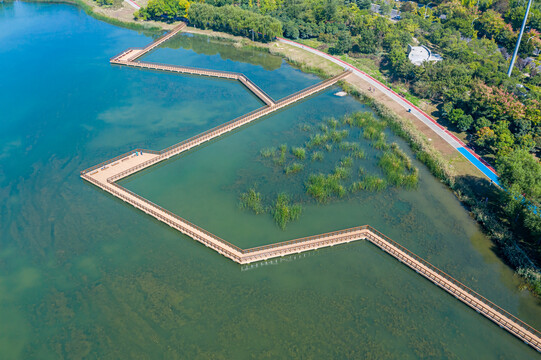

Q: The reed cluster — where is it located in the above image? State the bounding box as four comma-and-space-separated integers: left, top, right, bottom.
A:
272, 193, 302, 230
239, 188, 265, 214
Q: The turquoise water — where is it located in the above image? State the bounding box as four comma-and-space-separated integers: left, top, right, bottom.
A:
1, 2, 541, 359
142, 32, 322, 100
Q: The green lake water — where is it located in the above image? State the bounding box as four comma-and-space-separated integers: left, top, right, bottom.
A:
1, 2, 541, 359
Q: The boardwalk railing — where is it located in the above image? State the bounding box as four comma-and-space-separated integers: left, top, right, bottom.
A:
125, 61, 240, 79
81, 148, 159, 175
364, 226, 541, 348
82, 22, 541, 353
243, 226, 367, 254
238, 75, 275, 105
82, 173, 243, 260
98, 71, 349, 183
135, 23, 186, 57
130, 23, 186, 61
121, 61, 276, 105
277, 70, 351, 105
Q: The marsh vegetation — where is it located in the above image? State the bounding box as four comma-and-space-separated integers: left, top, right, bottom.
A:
240, 111, 419, 226
239, 188, 302, 229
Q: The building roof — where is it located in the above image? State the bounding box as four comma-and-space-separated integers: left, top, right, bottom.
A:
408, 45, 443, 66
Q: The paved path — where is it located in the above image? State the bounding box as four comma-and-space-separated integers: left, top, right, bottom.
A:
277, 38, 500, 185
124, 0, 140, 10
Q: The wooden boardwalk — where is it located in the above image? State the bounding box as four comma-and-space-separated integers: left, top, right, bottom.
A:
82, 24, 541, 353
110, 23, 275, 106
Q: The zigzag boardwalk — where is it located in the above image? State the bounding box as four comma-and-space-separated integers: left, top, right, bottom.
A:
83, 23, 541, 354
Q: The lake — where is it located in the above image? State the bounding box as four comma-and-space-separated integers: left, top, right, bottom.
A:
1, 2, 540, 358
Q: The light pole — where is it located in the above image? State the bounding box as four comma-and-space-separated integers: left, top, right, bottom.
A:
507, 0, 534, 77
424, 2, 434, 19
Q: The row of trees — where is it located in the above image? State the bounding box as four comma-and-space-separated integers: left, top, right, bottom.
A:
135, 1, 282, 40
188, 3, 283, 40
135, 0, 191, 22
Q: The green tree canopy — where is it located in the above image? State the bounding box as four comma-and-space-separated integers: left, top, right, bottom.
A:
497, 149, 541, 200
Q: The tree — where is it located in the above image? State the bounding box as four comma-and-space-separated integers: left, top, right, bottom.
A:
497, 149, 541, 196
353, 28, 377, 53
448, 108, 474, 131
473, 116, 491, 132
497, 149, 541, 237
476, 126, 497, 148
329, 31, 353, 54
187, 4, 283, 40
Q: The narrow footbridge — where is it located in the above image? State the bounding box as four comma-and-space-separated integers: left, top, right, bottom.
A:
83, 23, 541, 354
110, 23, 276, 106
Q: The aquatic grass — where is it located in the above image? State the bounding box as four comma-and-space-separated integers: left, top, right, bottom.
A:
362, 175, 388, 191
329, 129, 349, 143
339, 141, 360, 152
292, 147, 306, 160
350, 181, 363, 193
306, 173, 346, 203
327, 118, 339, 129
274, 144, 288, 165
340, 156, 353, 168
363, 126, 383, 140
351, 112, 378, 128
352, 149, 366, 159
272, 193, 302, 230
299, 124, 312, 132
239, 188, 265, 214
333, 166, 350, 180
403, 170, 419, 189
311, 151, 324, 161
285, 162, 304, 174
390, 143, 413, 170
372, 137, 389, 150
324, 144, 333, 152
306, 133, 328, 148
342, 114, 354, 126
351, 173, 388, 192
378, 149, 418, 188
260, 147, 276, 158
319, 123, 329, 133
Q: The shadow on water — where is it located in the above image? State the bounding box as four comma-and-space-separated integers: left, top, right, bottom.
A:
159, 32, 283, 71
